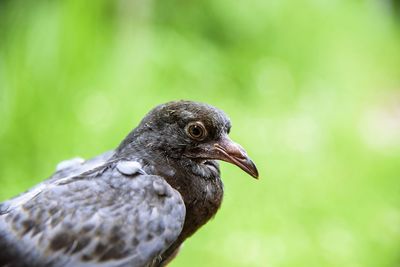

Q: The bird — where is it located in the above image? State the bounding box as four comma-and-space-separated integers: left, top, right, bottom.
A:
0, 100, 258, 267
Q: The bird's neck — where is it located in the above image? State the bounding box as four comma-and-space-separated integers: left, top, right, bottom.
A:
114, 142, 224, 264
151, 157, 224, 244
114, 134, 224, 230
157, 161, 224, 265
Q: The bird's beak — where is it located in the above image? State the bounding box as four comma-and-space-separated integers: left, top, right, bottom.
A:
213, 135, 259, 179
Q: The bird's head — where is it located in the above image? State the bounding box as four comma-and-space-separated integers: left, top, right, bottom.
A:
116, 100, 258, 179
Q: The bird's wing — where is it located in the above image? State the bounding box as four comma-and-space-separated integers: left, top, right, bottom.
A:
0, 160, 186, 267
0, 150, 116, 216
50, 150, 115, 181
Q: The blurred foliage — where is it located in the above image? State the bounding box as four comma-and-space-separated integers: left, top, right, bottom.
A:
0, 0, 400, 266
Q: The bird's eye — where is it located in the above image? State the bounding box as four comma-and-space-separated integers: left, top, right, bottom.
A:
186, 122, 207, 141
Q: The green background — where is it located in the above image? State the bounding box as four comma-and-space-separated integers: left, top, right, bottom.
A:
1, 1, 399, 266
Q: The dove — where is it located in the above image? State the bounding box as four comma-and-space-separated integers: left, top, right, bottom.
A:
0, 100, 258, 267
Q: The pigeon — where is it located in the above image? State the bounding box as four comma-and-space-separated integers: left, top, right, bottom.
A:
0, 100, 258, 267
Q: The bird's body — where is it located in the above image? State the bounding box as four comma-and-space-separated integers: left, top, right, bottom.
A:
0, 101, 258, 267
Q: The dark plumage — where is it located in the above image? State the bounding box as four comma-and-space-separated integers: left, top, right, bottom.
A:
0, 100, 258, 267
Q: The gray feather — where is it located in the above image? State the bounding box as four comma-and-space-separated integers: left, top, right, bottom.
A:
0, 159, 185, 267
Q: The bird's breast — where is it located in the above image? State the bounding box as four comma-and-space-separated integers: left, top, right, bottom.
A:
179, 177, 224, 240
148, 161, 224, 239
